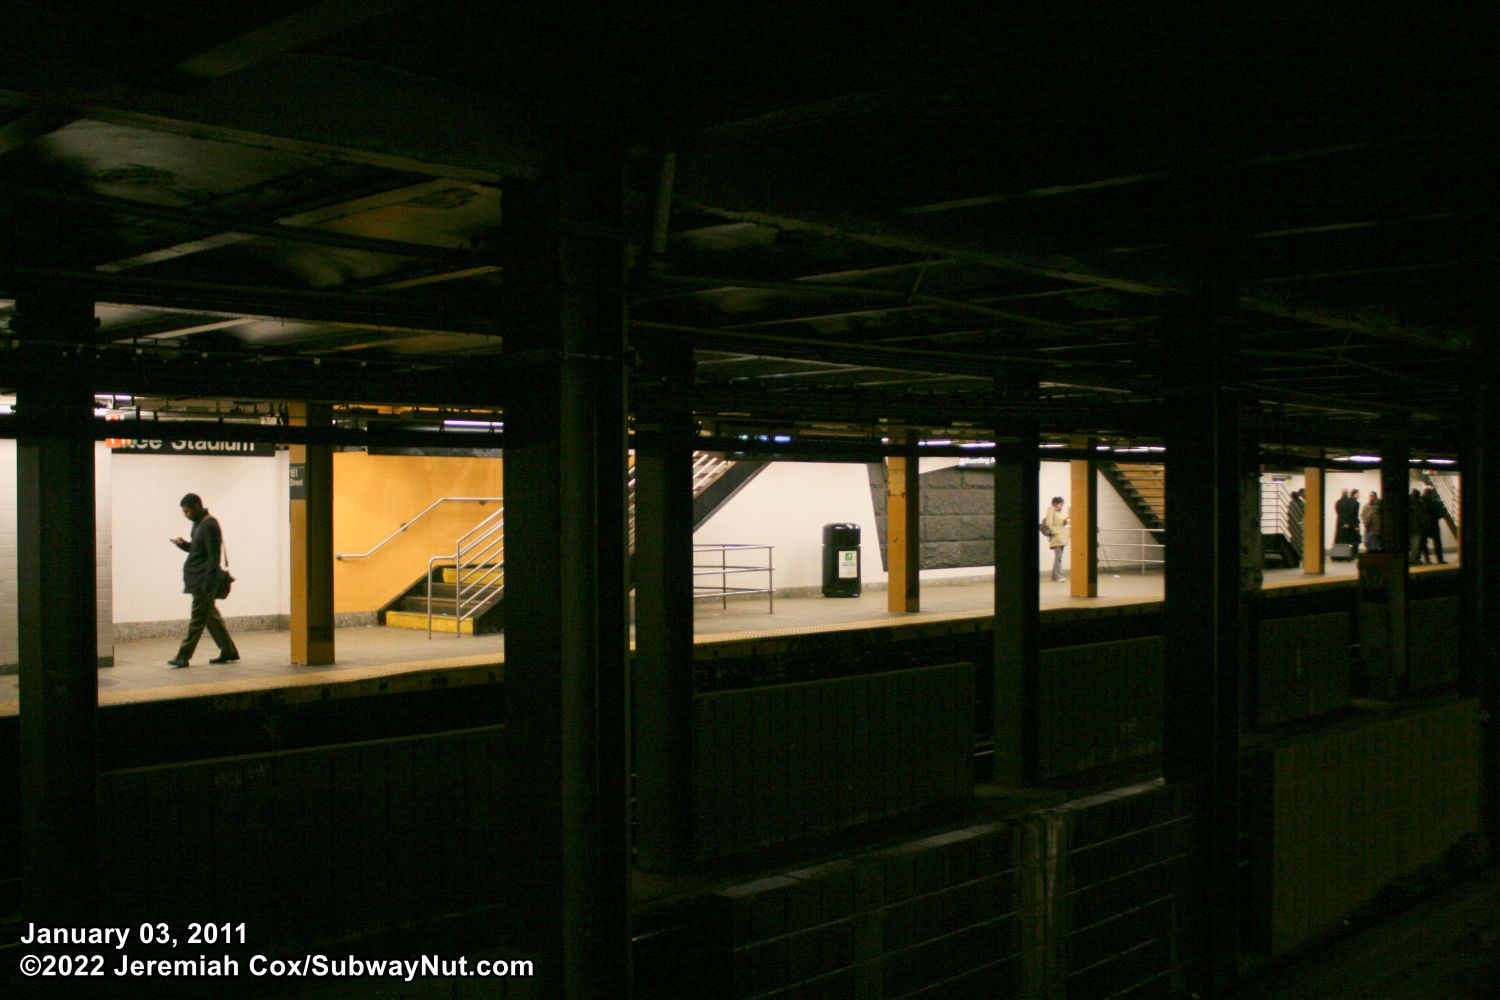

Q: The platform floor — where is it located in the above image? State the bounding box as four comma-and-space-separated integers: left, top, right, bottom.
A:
0, 559, 1459, 715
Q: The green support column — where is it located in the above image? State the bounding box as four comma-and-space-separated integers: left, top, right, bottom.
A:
289, 402, 335, 665
1363, 439, 1411, 695
1461, 372, 1499, 838
633, 339, 696, 871
13, 291, 99, 925
502, 153, 631, 997
992, 383, 1039, 785
1161, 293, 1246, 998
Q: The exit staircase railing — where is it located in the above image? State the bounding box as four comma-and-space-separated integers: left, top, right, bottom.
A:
1425, 472, 1460, 529
427, 505, 506, 637
1261, 479, 1304, 560
336, 497, 502, 560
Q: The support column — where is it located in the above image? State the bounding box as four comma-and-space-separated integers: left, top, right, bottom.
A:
14, 290, 99, 923
1380, 441, 1411, 567
992, 384, 1039, 785
633, 339, 696, 871
502, 154, 631, 997
1461, 370, 1500, 838
288, 402, 334, 665
1069, 434, 1098, 597
1360, 438, 1411, 694
886, 430, 921, 612
1303, 463, 1325, 574
1162, 295, 1245, 997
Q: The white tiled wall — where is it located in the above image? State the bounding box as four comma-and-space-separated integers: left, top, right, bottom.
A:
0, 440, 114, 668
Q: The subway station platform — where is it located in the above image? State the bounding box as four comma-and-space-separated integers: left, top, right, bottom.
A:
0, 559, 1453, 717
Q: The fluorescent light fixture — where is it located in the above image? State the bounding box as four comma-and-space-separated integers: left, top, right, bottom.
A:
958, 441, 995, 449
919, 438, 953, 447
1345, 454, 1381, 462
1039, 443, 1065, 449
1095, 444, 1112, 451
1426, 458, 1457, 466
442, 419, 503, 430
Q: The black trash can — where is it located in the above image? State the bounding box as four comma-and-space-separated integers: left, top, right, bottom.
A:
821, 523, 862, 597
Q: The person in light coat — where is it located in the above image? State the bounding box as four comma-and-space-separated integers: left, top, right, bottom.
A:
1044, 496, 1071, 582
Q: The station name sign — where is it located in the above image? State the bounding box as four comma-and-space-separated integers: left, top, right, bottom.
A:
108, 438, 276, 457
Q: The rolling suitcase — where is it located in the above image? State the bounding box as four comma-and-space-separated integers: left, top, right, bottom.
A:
1329, 542, 1356, 562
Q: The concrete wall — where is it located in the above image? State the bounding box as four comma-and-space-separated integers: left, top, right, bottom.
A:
1245, 697, 1481, 956
96, 724, 516, 948
693, 662, 974, 860
652, 781, 1193, 999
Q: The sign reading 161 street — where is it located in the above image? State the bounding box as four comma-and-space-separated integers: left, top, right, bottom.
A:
108, 438, 276, 457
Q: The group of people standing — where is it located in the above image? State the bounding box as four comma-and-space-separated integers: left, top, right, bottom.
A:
1332, 485, 1453, 563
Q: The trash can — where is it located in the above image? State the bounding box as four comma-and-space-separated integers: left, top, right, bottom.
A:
822, 523, 862, 597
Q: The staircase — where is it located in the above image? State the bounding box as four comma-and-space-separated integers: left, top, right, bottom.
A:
383, 453, 765, 635
1260, 480, 1302, 568
1102, 462, 1166, 534
385, 566, 505, 634
385, 505, 506, 635
1420, 470, 1460, 529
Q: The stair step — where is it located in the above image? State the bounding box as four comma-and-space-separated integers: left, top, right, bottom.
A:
386, 610, 473, 634
404, 595, 459, 613
440, 567, 504, 586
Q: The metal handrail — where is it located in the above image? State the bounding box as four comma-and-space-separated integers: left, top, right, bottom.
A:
427, 505, 507, 637
1097, 527, 1164, 574
337, 496, 502, 560
1428, 472, 1460, 528
692, 543, 774, 612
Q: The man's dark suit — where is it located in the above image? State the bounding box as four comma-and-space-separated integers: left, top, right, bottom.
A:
174, 510, 238, 662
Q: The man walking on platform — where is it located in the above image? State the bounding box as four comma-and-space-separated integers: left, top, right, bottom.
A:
167, 492, 239, 668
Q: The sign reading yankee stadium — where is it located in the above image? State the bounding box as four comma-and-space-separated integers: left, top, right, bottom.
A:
108, 438, 276, 457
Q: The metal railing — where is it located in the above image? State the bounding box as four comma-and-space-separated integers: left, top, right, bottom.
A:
1097, 527, 1165, 573
693, 543, 774, 612
1261, 480, 1305, 557
1428, 472, 1460, 528
427, 505, 506, 637
626, 452, 733, 553
336, 497, 502, 560
1261, 480, 1292, 536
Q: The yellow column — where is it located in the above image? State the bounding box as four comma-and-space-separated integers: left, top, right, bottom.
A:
1303, 464, 1325, 574
886, 433, 920, 612
1070, 435, 1098, 597
289, 402, 335, 664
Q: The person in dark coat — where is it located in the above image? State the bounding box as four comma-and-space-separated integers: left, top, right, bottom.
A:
1334, 489, 1361, 548
1422, 486, 1452, 564
1409, 488, 1431, 563
167, 492, 239, 668
1360, 492, 1381, 552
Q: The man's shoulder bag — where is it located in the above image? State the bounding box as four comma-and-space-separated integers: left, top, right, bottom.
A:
215, 541, 235, 599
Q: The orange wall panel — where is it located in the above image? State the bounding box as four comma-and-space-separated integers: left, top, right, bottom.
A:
332, 453, 503, 613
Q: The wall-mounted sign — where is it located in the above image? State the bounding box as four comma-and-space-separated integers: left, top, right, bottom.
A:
957, 456, 996, 468
109, 439, 276, 457
289, 463, 306, 500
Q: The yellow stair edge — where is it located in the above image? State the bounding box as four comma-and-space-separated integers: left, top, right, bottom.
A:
386, 610, 474, 634
440, 568, 504, 586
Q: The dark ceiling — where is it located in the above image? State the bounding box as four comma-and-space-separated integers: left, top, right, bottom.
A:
0, 3, 1493, 451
